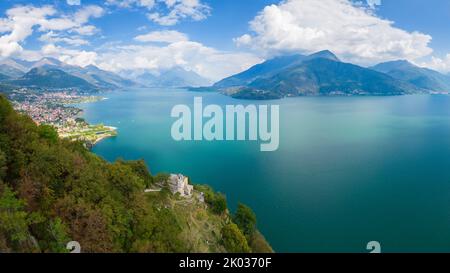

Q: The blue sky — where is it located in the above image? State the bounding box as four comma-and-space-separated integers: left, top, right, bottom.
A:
0, 0, 449, 80
375, 0, 450, 56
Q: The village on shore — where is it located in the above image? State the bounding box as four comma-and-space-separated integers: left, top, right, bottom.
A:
8, 88, 117, 147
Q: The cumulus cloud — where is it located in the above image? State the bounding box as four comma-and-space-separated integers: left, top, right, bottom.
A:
33, 27, 260, 80
73, 5, 104, 24
148, 0, 210, 26
41, 43, 98, 67
39, 31, 89, 46
71, 25, 99, 36
107, 0, 210, 26
234, 0, 433, 66
134, 30, 188, 43
0, 6, 56, 57
0, 5, 104, 57
96, 38, 261, 81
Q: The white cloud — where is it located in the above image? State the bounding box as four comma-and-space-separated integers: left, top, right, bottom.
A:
74, 5, 104, 24
235, 0, 433, 66
148, 0, 210, 26
0, 5, 104, 57
67, 0, 81, 6
72, 25, 99, 36
419, 54, 450, 74
41, 44, 98, 67
39, 31, 89, 46
96, 39, 261, 80
107, 0, 210, 26
134, 30, 188, 43
106, 0, 155, 9
0, 6, 56, 57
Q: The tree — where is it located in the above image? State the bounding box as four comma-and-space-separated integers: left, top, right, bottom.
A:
38, 124, 58, 143
233, 203, 257, 240
221, 223, 250, 253
0, 186, 41, 251
54, 196, 115, 252
0, 149, 6, 181
211, 193, 227, 215
154, 173, 170, 185
45, 218, 70, 253
108, 162, 146, 199
195, 185, 228, 215
122, 160, 153, 188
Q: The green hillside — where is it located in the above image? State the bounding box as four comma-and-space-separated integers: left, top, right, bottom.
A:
0, 95, 272, 253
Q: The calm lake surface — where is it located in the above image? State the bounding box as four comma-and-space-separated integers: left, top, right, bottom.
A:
79, 88, 450, 253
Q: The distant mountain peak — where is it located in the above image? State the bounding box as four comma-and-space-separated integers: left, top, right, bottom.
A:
391, 59, 413, 65
85, 64, 99, 70
28, 66, 61, 74
0, 58, 29, 72
371, 60, 418, 72
213, 53, 308, 88
371, 59, 450, 92
31, 57, 63, 69
382, 59, 415, 67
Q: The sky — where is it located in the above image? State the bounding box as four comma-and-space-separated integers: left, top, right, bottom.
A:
0, 0, 449, 80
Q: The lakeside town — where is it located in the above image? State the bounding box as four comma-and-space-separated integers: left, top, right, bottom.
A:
8, 88, 117, 147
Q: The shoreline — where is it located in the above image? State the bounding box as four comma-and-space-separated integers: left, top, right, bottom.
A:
91, 132, 116, 146
62, 95, 119, 147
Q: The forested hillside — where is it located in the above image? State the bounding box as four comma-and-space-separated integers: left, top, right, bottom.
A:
0, 95, 272, 253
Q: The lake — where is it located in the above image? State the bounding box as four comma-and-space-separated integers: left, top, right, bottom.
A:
78, 88, 450, 253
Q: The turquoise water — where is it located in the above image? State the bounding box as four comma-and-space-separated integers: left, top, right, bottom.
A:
79, 88, 450, 253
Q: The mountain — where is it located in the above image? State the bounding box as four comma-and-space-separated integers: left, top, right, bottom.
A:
214, 54, 306, 88
27, 58, 138, 89
0, 57, 139, 90
0, 96, 272, 253
214, 50, 340, 89
214, 51, 422, 99
136, 67, 212, 88
10, 67, 97, 91
62, 64, 140, 89
0, 64, 25, 78
30, 57, 64, 69
304, 50, 340, 62
371, 60, 450, 92
0, 58, 29, 72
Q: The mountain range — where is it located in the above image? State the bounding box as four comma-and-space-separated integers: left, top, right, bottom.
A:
0, 57, 213, 92
0, 57, 144, 92
2, 51, 449, 97
209, 50, 450, 100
